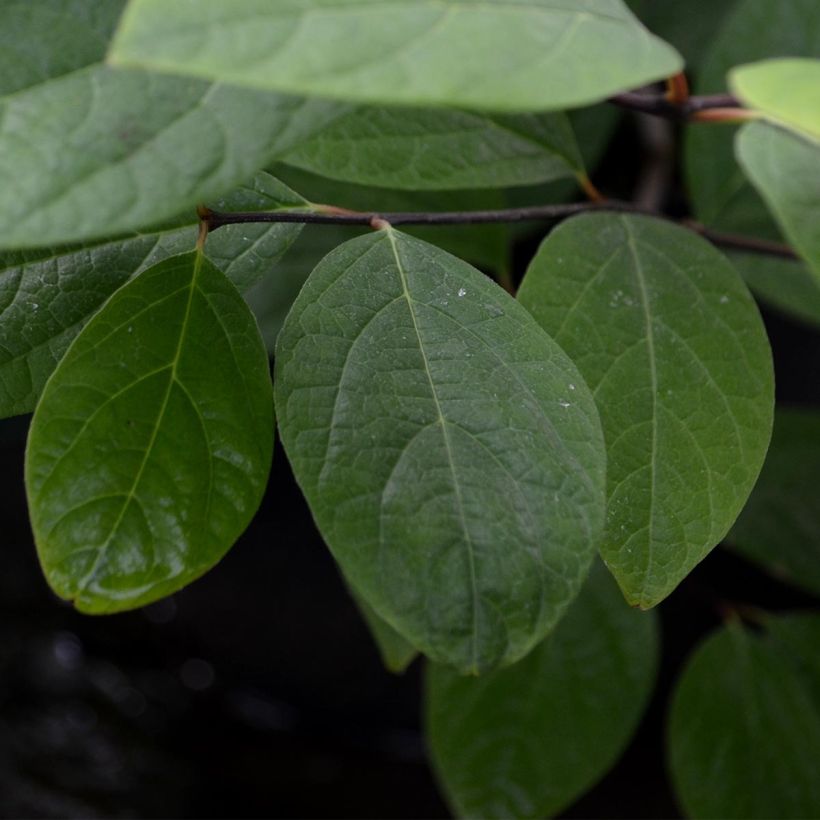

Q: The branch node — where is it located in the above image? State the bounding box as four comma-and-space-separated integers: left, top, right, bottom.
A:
370, 216, 392, 231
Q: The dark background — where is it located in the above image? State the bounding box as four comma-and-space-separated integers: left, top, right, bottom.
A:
1, 118, 819, 820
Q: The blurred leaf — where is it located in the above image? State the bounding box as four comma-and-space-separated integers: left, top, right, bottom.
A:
26, 252, 273, 612
518, 214, 774, 607
735, 122, 820, 281
0, 172, 304, 419
281, 108, 583, 190
427, 562, 658, 819
731, 58, 820, 141
275, 230, 606, 674
669, 618, 820, 819
728, 408, 820, 596
110, 0, 681, 112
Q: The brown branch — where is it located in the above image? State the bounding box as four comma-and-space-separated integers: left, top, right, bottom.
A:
609, 91, 742, 122
200, 202, 798, 262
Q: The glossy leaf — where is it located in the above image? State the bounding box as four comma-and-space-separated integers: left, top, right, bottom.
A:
728, 408, 820, 596
25, 252, 274, 613
110, 0, 681, 112
0, 172, 305, 419
349, 585, 418, 674
669, 618, 820, 819
280, 108, 583, 190
518, 214, 774, 607
731, 58, 820, 141
427, 562, 658, 819
275, 230, 606, 674
731, 252, 820, 328
735, 121, 820, 280
684, 0, 820, 236
0, 0, 339, 248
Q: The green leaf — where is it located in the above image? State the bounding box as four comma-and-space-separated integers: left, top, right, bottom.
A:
0, 172, 304, 419
731, 252, 820, 329
426, 561, 658, 819
25, 251, 273, 613
0, 0, 339, 248
280, 108, 583, 190
275, 229, 606, 674
348, 584, 418, 674
735, 121, 820, 280
110, 0, 681, 112
731, 58, 820, 141
669, 618, 820, 819
764, 613, 820, 702
728, 408, 820, 596
518, 214, 774, 607
684, 0, 820, 235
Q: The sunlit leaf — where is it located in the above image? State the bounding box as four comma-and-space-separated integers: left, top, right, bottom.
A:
26, 252, 274, 612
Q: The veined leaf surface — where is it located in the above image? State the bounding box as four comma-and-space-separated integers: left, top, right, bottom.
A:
275, 230, 606, 674
26, 252, 274, 612
518, 214, 774, 607
110, 0, 681, 112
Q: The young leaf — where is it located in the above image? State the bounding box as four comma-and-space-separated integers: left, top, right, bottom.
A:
668, 618, 820, 819
275, 230, 606, 674
728, 408, 820, 596
518, 214, 774, 607
730, 58, 820, 142
0, 172, 305, 420
280, 108, 584, 190
25, 252, 273, 613
684, 0, 820, 235
427, 562, 658, 819
348, 584, 418, 675
109, 0, 681, 113
735, 122, 820, 280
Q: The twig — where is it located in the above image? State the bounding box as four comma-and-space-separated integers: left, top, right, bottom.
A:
200, 203, 798, 261
609, 90, 743, 122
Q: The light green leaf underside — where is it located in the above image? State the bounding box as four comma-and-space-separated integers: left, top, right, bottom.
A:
348, 583, 418, 673
0, 0, 343, 249
735, 121, 820, 282
669, 618, 820, 819
684, 0, 820, 236
730, 58, 820, 142
25, 252, 274, 613
731, 252, 820, 329
280, 107, 583, 190
109, 0, 681, 112
275, 230, 606, 674
728, 408, 820, 596
427, 562, 658, 819
0, 172, 305, 420
518, 214, 774, 608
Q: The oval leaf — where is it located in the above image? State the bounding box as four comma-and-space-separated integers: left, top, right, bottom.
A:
518, 214, 774, 607
427, 562, 658, 819
728, 408, 820, 596
109, 0, 681, 112
0, 172, 305, 420
730, 58, 820, 142
275, 230, 606, 674
280, 107, 583, 190
25, 251, 274, 612
669, 618, 820, 819
735, 121, 820, 280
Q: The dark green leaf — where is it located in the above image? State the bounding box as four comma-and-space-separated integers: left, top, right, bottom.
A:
518, 214, 774, 607
280, 108, 583, 190
427, 562, 658, 819
735, 122, 820, 280
669, 618, 820, 819
0, 172, 304, 419
25, 252, 273, 612
728, 408, 820, 596
764, 613, 820, 702
349, 585, 418, 674
110, 0, 681, 112
275, 230, 606, 674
